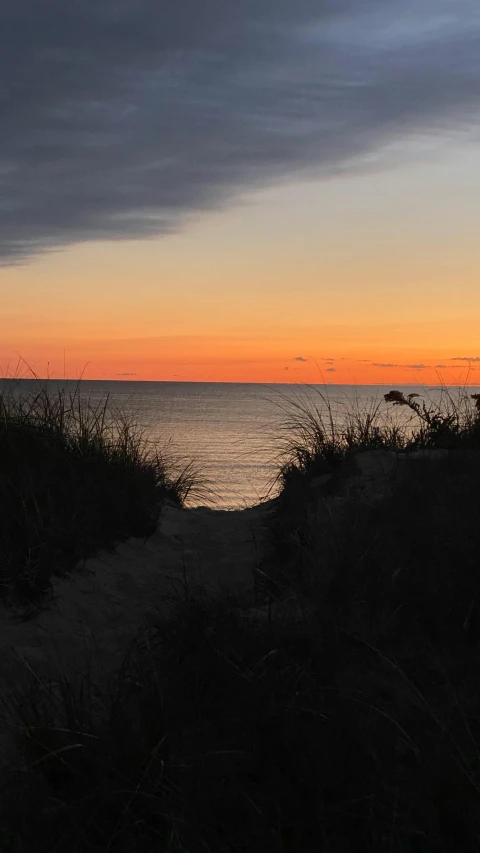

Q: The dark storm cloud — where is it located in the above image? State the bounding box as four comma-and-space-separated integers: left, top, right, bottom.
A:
1, 0, 480, 262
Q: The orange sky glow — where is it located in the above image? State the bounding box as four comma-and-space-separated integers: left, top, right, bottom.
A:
1, 146, 480, 385
2, 1, 480, 387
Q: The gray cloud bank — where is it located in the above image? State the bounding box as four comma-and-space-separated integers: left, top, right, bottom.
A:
2, 0, 480, 263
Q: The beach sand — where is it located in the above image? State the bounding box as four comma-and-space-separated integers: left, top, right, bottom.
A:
0, 501, 272, 765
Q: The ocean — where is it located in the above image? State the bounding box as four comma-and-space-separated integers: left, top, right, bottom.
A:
3, 380, 479, 509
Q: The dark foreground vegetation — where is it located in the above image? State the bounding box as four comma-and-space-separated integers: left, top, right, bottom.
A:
1, 386, 480, 852
268, 386, 480, 594
0, 380, 200, 607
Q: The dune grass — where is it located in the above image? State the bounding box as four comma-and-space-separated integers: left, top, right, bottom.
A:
260, 385, 480, 594
273, 384, 480, 492
0, 379, 204, 607
2, 386, 480, 851
3, 455, 480, 853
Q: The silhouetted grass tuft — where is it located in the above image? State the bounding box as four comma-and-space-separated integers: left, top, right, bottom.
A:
260, 386, 480, 596
274, 385, 480, 493
384, 387, 480, 449
0, 380, 203, 607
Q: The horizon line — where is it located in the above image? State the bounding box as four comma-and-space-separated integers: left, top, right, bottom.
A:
4, 377, 480, 388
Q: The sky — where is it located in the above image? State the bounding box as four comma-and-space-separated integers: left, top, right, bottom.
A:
1, 0, 480, 384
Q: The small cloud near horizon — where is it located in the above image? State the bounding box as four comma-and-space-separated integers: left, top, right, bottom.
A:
405, 364, 426, 370
326, 367, 336, 373
450, 356, 480, 362
373, 363, 399, 368
116, 372, 137, 376
294, 356, 308, 362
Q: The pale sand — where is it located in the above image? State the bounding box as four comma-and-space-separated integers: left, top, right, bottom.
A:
0, 501, 273, 765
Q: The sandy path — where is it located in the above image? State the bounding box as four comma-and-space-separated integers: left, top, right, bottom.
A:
0, 502, 272, 762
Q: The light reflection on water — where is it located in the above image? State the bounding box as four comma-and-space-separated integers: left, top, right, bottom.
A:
3, 380, 479, 509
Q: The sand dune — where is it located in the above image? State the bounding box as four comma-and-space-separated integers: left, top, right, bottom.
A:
0, 501, 272, 764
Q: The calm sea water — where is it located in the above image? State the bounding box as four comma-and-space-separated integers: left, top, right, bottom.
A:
4, 380, 479, 508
